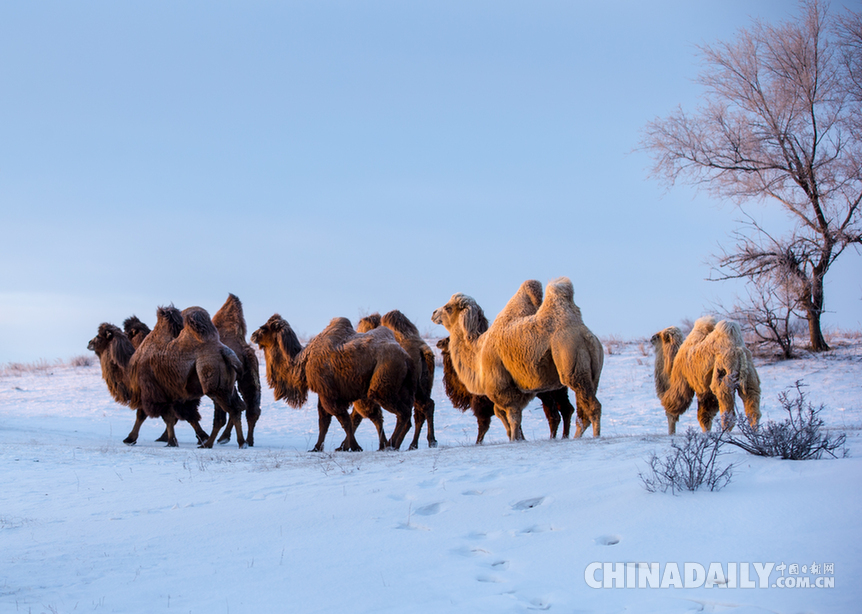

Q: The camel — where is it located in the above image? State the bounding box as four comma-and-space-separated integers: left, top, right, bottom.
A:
650, 316, 761, 435
347, 311, 437, 450
432, 277, 603, 441
437, 337, 577, 443
87, 322, 210, 446
251, 315, 415, 452
124, 296, 262, 446
129, 305, 247, 448
210, 294, 262, 447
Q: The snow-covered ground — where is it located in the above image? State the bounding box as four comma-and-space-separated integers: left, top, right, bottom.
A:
1, 338, 860, 614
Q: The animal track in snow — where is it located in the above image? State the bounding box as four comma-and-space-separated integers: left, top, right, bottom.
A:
511, 496, 546, 511
476, 575, 505, 583
413, 502, 446, 516
594, 534, 621, 545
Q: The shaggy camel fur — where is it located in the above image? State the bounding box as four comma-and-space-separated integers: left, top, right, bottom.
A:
87, 322, 209, 446
349, 311, 437, 450
651, 316, 761, 435
432, 277, 603, 441
210, 294, 262, 447
123, 316, 151, 349
435, 286, 578, 441
129, 305, 247, 448
437, 337, 576, 443
251, 315, 416, 452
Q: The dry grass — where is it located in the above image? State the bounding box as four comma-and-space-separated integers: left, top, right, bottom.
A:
1, 355, 93, 376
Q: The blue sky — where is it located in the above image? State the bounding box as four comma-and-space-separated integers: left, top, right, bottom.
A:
1, 1, 860, 363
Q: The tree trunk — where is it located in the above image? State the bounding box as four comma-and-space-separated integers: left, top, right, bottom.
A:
804, 274, 830, 352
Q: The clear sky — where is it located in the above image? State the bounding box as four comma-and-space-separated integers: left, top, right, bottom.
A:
1, 0, 860, 364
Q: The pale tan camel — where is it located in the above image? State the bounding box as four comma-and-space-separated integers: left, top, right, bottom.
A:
651, 316, 761, 434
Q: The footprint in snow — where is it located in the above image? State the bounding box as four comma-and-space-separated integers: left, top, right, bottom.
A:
476, 575, 505, 583
414, 502, 446, 516
595, 534, 621, 545
512, 496, 546, 511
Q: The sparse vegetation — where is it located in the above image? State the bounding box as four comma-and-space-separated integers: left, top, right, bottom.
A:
639, 428, 734, 494
725, 381, 848, 460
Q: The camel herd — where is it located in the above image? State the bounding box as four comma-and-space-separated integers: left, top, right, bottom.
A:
87, 278, 762, 450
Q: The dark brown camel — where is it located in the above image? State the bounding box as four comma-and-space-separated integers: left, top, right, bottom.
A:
129, 305, 247, 448
87, 322, 210, 446
251, 315, 415, 452
210, 294, 262, 446
348, 311, 437, 450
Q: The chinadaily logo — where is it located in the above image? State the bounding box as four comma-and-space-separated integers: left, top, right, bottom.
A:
585, 562, 836, 589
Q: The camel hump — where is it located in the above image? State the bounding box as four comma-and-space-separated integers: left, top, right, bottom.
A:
381, 310, 420, 338
357, 313, 382, 333
692, 315, 717, 335
521, 280, 544, 310
156, 305, 184, 337
545, 277, 574, 304
212, 293, 247, 338
714, 319, 745, 346
182, 307, 219, 340
327, 317, 355, 333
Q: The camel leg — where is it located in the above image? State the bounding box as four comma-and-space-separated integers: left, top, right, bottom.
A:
382, 400, 412, 451
696, 393, 720, 432
211, 406, 229, 446
199, 402, 227, 449
475, 413, 492, 444
474, 398, 495, 444
216, 406, 231, 444
493, 405, 512, 440
408, 405, 426, 451
423, 399, 437, 448
124, 409, 149, 445
740, 381, 761, 430
155, 424, 170, 443
226, 390, 247, 449
312, 401, 332, 452
239, 368, 261, 448
505, 406, 525, 441
538, 392, 561, 439
666, 412, 680, 435
572, 389, 592, 438
554, 390, 575, 439
162, 411, 179, 448
329, 402, 362, 452
342, 402, 387, 451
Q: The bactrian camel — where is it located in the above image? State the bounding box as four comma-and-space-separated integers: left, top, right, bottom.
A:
129, 305, 247, 448
87, 321, 211, 446
251, 315, 415, 452
350, 310, 437, 450
651, 315, 761, 434
432, 277, 603, 441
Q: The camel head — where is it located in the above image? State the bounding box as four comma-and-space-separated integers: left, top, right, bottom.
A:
88, 322, 135, 371
251, 314, 303, 359
88, 323, 124, 355
432, 294, 487, 342
650, 326, 683, 397
436, 337, 449, 353
123, 316, 151, 350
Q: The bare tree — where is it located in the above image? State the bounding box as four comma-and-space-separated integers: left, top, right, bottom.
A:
642, 1, 862, 351
717, 267, 806, 359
